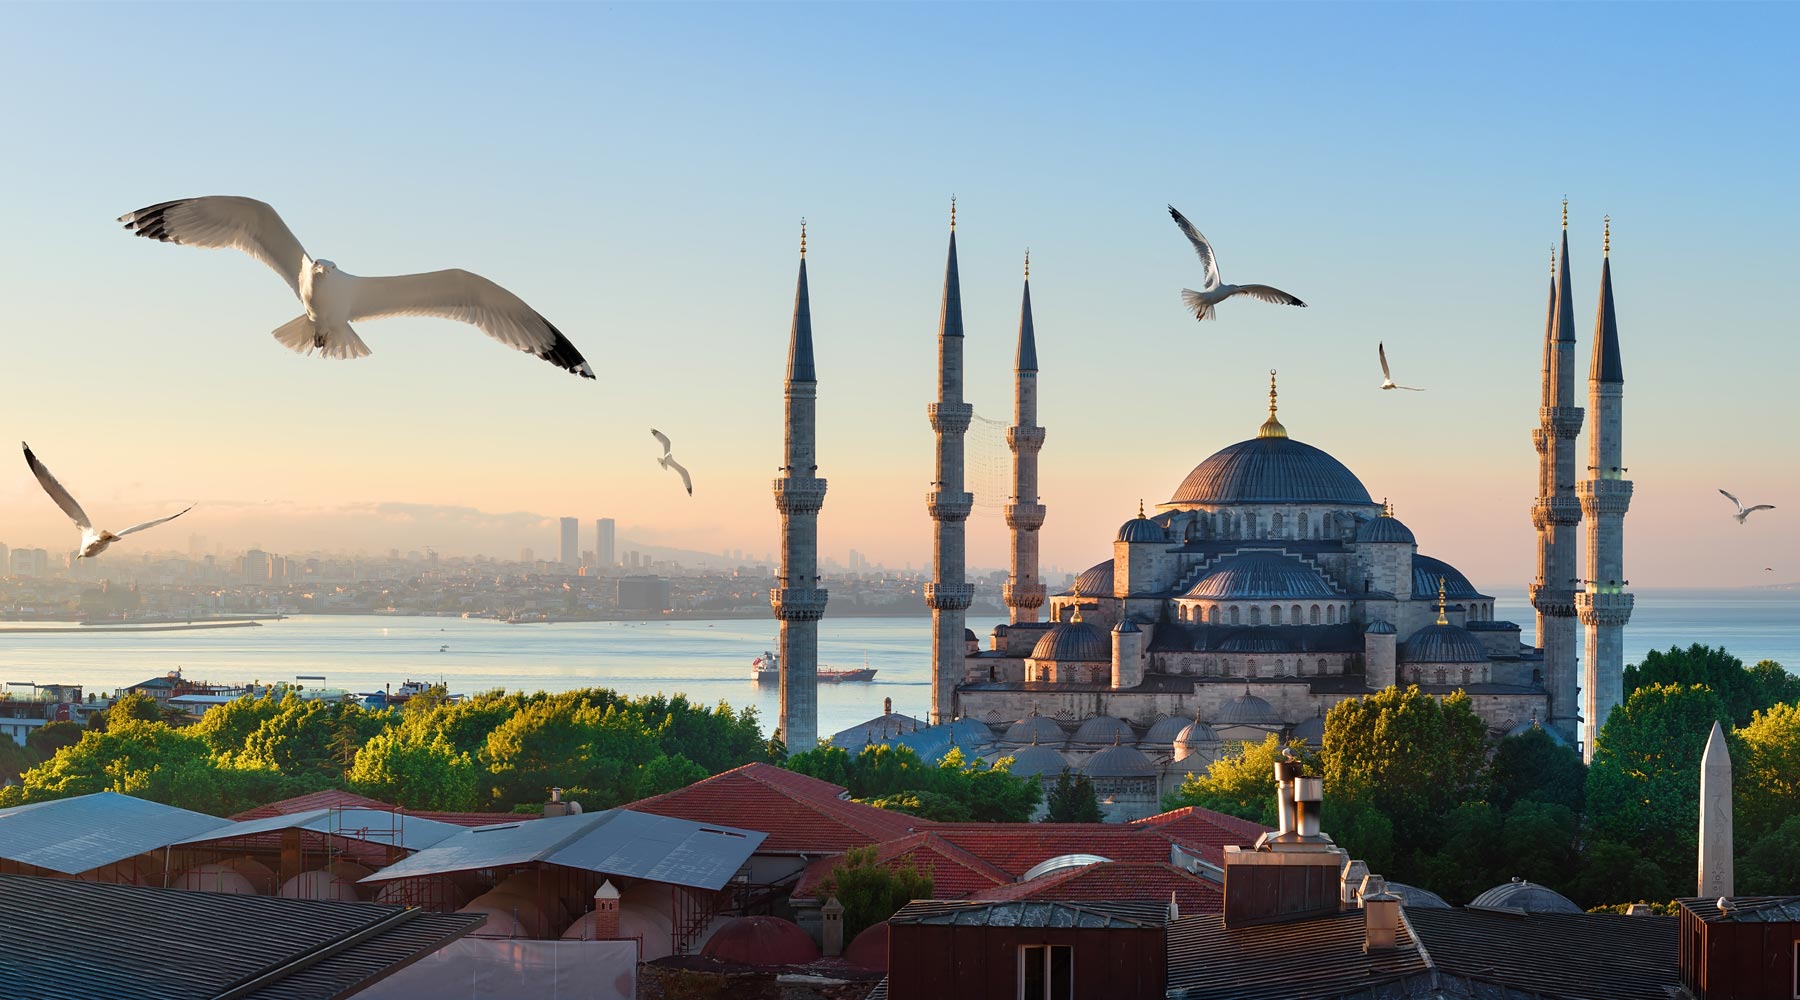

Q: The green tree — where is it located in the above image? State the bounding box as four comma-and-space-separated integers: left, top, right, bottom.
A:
481, 696, 659, 810
952, 750, 1041, 823
26, 721, 84, 759
863, 789, 974, 823
1586, 682, 1730, 882
1320, 686, 1488, 853
348, 730, 478, 811
1624, 645, 1794, 726
1571, 840, 1671, 909
1411, 802, 1505, 904
0, 738, 37, 785
1163, 733, 1305, 825
1730, 701, 1800, 840
90, 692, 164, 731
17, 719, 303, 815
189, 694, 285, 756
785, 744, 1040, 823
1498, 800, 1581, 889
819, 845, 934, 940
1488, 726, 1585, 813
1044, 768, 1103, 823
1320, 793, 1395, 877
1739, 814, 1800, 895
635, 753, 709, 799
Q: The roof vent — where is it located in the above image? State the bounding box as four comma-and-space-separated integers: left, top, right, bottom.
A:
1362, 890, 1400, 953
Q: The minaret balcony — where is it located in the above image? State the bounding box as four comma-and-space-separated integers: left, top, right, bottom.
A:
1004, 582, 1047, 609
926, 491, 974, 520
773, 477, 828, 514
1004, 503, 1046, 530
925, 582, 975, 611
1527, 582, 1578, 617
771, 587, 829, 621
1576, 479, 1634, 516
1532, 496, 1583, 526
1531, 427, 1551, 455
1576, 590, 1634, 626
1540, 406, 1585, 438
928, 402, 973, 434
1007, 426, 1046, 451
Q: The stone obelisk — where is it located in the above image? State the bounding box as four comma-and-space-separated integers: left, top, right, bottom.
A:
1698, 720, 1734, 898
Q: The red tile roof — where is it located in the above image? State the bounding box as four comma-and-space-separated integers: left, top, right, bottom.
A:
624, 762, 921, 854
229, 789, 527, 829
972, 861, 1224, 915
926, 824, 1192, 875
1130, 806, 1270, 863
793, 832, 1013, 900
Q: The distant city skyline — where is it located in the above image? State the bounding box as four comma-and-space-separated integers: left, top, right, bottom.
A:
1, 4, 1795, 589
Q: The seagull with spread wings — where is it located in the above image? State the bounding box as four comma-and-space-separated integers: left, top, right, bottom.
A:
22, 442, 192, 559
1379, 342, 1425, 391
1167, 205, 1307, 321
651, 429, 693, 496
118, 196, 593, 378
1719, 489, 1775, 524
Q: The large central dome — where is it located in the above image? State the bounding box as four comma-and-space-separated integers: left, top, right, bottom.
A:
1169, 435, 1374, 506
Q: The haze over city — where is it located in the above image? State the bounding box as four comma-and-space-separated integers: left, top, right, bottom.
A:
2, 3, 1794, 587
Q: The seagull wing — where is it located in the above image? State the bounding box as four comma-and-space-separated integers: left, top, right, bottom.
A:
651, 429, 672, 456
1380, 342, 1392, 380
116, 505, 194, 538
1719, 489, 1744, 512
22, 443, 91, 530
1168, 206, 1221, 290
118, 197, 311, 296
1235, 284, 1308, 307
344, 270, 595, 379
1746, 505, 1775, 514
662, 456, 693, 495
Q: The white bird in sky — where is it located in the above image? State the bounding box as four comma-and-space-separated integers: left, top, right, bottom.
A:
651, 429, 693, 496
118, 196, 594, 379
1719, 489, 1775, 524
1379, 342, 1426, 391
1167, 205, 1307, 321
22, 442, 192, 559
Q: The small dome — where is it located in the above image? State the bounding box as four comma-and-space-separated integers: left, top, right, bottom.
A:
1504, 716, 1570, 747
1113, 617, 1141, 634
1291, 711, 1326, 744
1183, 552, 1339, 601
1357, 515, 1416, 544
1004, 744, 1071, 777
1080, 743, 1157, 778
1402, 623, 1488, 664
701, 915, 821, 966
1365, 619, 1398, 635
1030, 621, 1110, 662
1171, 435, 1375, 506
1063, 561, 1113, 597
1020, 854, 1112, 881
1385, 883, 1451, 909
1468, 879, 1581, 914
1213, 692, 1284, 727
1117, 516, 1168, 544
1003, 714, 1068, 745
1072, 716, 1135, 744
1142, 715, 1193, 745
1174, 719, 1220, 748
844, 922, 889, 972
948, 717, 995, 746
1412, 554, 1489, 600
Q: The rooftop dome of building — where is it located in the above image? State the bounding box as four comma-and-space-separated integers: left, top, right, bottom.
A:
1030, 620, 1110, 662
1412, 554, 1489, 600
1020, 854, 1112, 881
1356, 513, 1416, 544
1142, 715, 1194, 745
1003, 713, 1068, 745
1365, 619, 1398, 635
1386, 883, 1451, 909
1080, 742, 1157, 778
1174, 718, 1220, 748
1071, 716, 1135, 744
1213, 691, 1285, 727
1468, 879, 1582, 914
843, 921, 889, 972
1291, 710, 1326, 744
1183, 551, 1340, 601
1401, 623, 1488, 664
1504, 715, 1571, 747
1062, 561, 1114, 598
1003, 743, 1071, 777
1169, 436, 1374, 507
947, 717, 996, 746
1117, 504, 1169, 543
700, 915, 821, 966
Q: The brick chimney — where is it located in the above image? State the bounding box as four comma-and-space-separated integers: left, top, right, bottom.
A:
822, 896, 846, 956
592, 880, 620, 940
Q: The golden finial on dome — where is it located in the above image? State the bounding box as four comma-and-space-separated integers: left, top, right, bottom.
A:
1070, 579, 1084, 623
1138, 498, 1145, 519
1436, 576, 1448, 626
950, 195, 956, 231
1258, 369, 1288, 439
1603, 215, 1611, 257
1562, 197, 1568, 230
1024, 248, 1030, 280
800, 218, 806, 258
1551, 244, 1557, 275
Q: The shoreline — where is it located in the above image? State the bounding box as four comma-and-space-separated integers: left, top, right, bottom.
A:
0, 620, 265, 635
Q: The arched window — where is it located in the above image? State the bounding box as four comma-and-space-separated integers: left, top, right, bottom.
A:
1250, 605, 1263, 625
1229, 606, 1240, 625
1208, 606, 1219, 625
1272, 511, 1285, 535
1310, 605, 1321, 625
1327, 606, 1337, 625
1270, 605, 1282, 625
1298, 512, 1311, 537
1532, 668, 1543, 685
1291, 604, 1303, 623
1435, 669, 1447, 685
1247, 659, 1257, 677
1318, 657, 1328, 674
1462, 667, 1473, 685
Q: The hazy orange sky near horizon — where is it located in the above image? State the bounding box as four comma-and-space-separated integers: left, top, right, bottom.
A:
1, 4, 1795, 590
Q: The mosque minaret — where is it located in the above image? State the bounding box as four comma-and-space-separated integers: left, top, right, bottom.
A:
1531, 200, 1585, 746
1003, 252, 1047, 625
1577, 217, 1632, 762
925, 201, 975, 724
772, 221, 827, 752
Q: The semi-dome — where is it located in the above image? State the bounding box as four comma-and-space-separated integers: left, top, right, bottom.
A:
1030, 620, 1109, 662
1504, 715, 1570, 747
1003, 713, 1068, 744
1356, 515, 1416, 544
1004, 743, 1071, 777
1169, 435, 1374, 506
1072, 716, 1135, 744
1184, 552, 1339, 601
1063, 561, 1114, 597
1468, 879, 1581, 914
1214, 692, 1284, 727
1401, 623, 1488, 664
1142, 715, 1193, 744
1080, 743, 1157, 778
1412, 554, 1490, 600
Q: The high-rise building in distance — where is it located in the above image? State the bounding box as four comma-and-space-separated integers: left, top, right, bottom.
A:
596, 518, 615, 568
559, 517, 579, 570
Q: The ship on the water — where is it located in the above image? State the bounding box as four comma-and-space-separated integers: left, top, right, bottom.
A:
752, 651, 877, 684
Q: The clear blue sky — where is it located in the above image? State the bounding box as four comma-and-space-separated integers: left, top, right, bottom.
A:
1, 2, 1795, 587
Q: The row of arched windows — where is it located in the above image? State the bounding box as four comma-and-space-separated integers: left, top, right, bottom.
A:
1179, 509, 1365, 543
1402, 665, 1490, 686
1171, 655, 1344, 678
1178, 602, 1351, 627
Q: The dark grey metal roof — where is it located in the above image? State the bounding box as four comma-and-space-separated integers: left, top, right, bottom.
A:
1355, 515, 1415, 544
1164, 909, 1428, 998
1071, 715, 1135, 743
1592, 255, 1623, 383
176, 807, 464, 852
829, 711, 928, 748
1016, 275, 1037, 370
1385, 882, 1450, 909
1680, 895, 1800, 923
1213, 693, 1284, 726
1468, 878, 1582, 913
1060, 560, 1113, 597
360, 808, 765, 891
1002, 713, 1068, 744
1142, 714, 1193, 744
1365, 619, 1398, 634
1080, 743, 1157, 778
890, 899, 1166, 928
1169, 436, 1375, 506
0, 791, 232, 875
1183, 552, 1340, 601
1000, 744, 1070, 777
0, 873, 481, 1000
1406, 906, 1678, 1000
1400, 624, 1489, 665
1412, 554, 1491, 601
1030, 620, 1110, 662
1117, 515, 1168, 543
787, 257, 815, 382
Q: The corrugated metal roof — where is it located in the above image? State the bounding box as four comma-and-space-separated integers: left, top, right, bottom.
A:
176, 807, 465, 852
890, 898, 1166, 928
1680, 895, 1800, 923
1407, 907, 1678, 999
0, 873, 481, 1000
1165, 909, 1428, 998
361, 808, 765, 891
0, 792, 232, 874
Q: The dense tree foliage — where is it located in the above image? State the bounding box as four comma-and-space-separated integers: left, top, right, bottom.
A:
784, 744, 1041, 823
1586, 683, 1731, 882
1044, 768, 1103, 823
818, 845, 934, 941
1624, 645, 1798, 726
1321, 686, 1488, 852
348, 730, 479, 811
1730, 701, 1800, 841
1488, 726, 1585, 813
1163, 733, 1303, 826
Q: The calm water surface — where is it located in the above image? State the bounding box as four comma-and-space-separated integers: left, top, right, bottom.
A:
1, 588, 1793, 737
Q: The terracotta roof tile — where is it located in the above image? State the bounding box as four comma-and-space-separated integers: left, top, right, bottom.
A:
972, 861, 1223, 915
624, 762, 921, 854
1130, 806, 1269, 861
793, 832, 1013, 900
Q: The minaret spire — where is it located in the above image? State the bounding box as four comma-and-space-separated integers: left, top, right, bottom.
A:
926, 202, 975, 724
1004, 247, 1047, 625
772, 220, 828, 751
1577, 216, 1631, 761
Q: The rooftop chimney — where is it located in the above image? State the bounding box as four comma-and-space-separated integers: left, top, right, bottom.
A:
1362, 890, 1400, 953
591, 880, 620, 940
1273, 759, 1300, 837
1226, 761, 1347, 927
1340, 859, 1370, 907
545, 787, 571, 818
1293, 777, 1323, 839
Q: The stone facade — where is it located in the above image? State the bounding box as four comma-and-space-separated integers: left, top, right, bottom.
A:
774, 232, 827, 753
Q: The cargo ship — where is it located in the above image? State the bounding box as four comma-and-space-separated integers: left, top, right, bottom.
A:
752, 651, 877, 684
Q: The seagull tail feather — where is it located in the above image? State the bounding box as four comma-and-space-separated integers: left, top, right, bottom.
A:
271, 315, 370, 360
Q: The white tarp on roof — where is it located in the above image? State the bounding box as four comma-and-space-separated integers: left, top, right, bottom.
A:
0, 792, 232, 874
355, 939, 635, 1000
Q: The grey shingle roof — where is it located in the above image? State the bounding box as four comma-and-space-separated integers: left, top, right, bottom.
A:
1164, 909, 1428, 998
0, 791, 232, 875
1411, 554, 1491, 601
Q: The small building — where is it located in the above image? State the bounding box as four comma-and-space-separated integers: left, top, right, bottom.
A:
887, 899, 1168, 1000
1678, 896, 1800, 1000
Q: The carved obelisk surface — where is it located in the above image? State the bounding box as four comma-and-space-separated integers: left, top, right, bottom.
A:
1698, 720, 1734, 898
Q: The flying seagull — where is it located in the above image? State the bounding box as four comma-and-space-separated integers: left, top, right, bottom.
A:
22, 442, 192, 559
1379, 342, 1425, 391
1719, 490, 1775, 524
118, 197, 594, 378
1167, 205, 1307, 321
651, 428, 693, 496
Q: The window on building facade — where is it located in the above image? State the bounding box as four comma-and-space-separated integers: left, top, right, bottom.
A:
1270, 605, 1282, 625
1272, 511, 1285, 534
1327, 606, 1337, 624
1310, 605, 1321, 624
1251, 605, 1263, 625
1318, 657, 1328, 674
1462, 667, 1472, 685
1435, 669, 1447, 685
1229, 606, 1240, 625
1019, 944, 1073, 1000
1208, 606, 1219, 625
